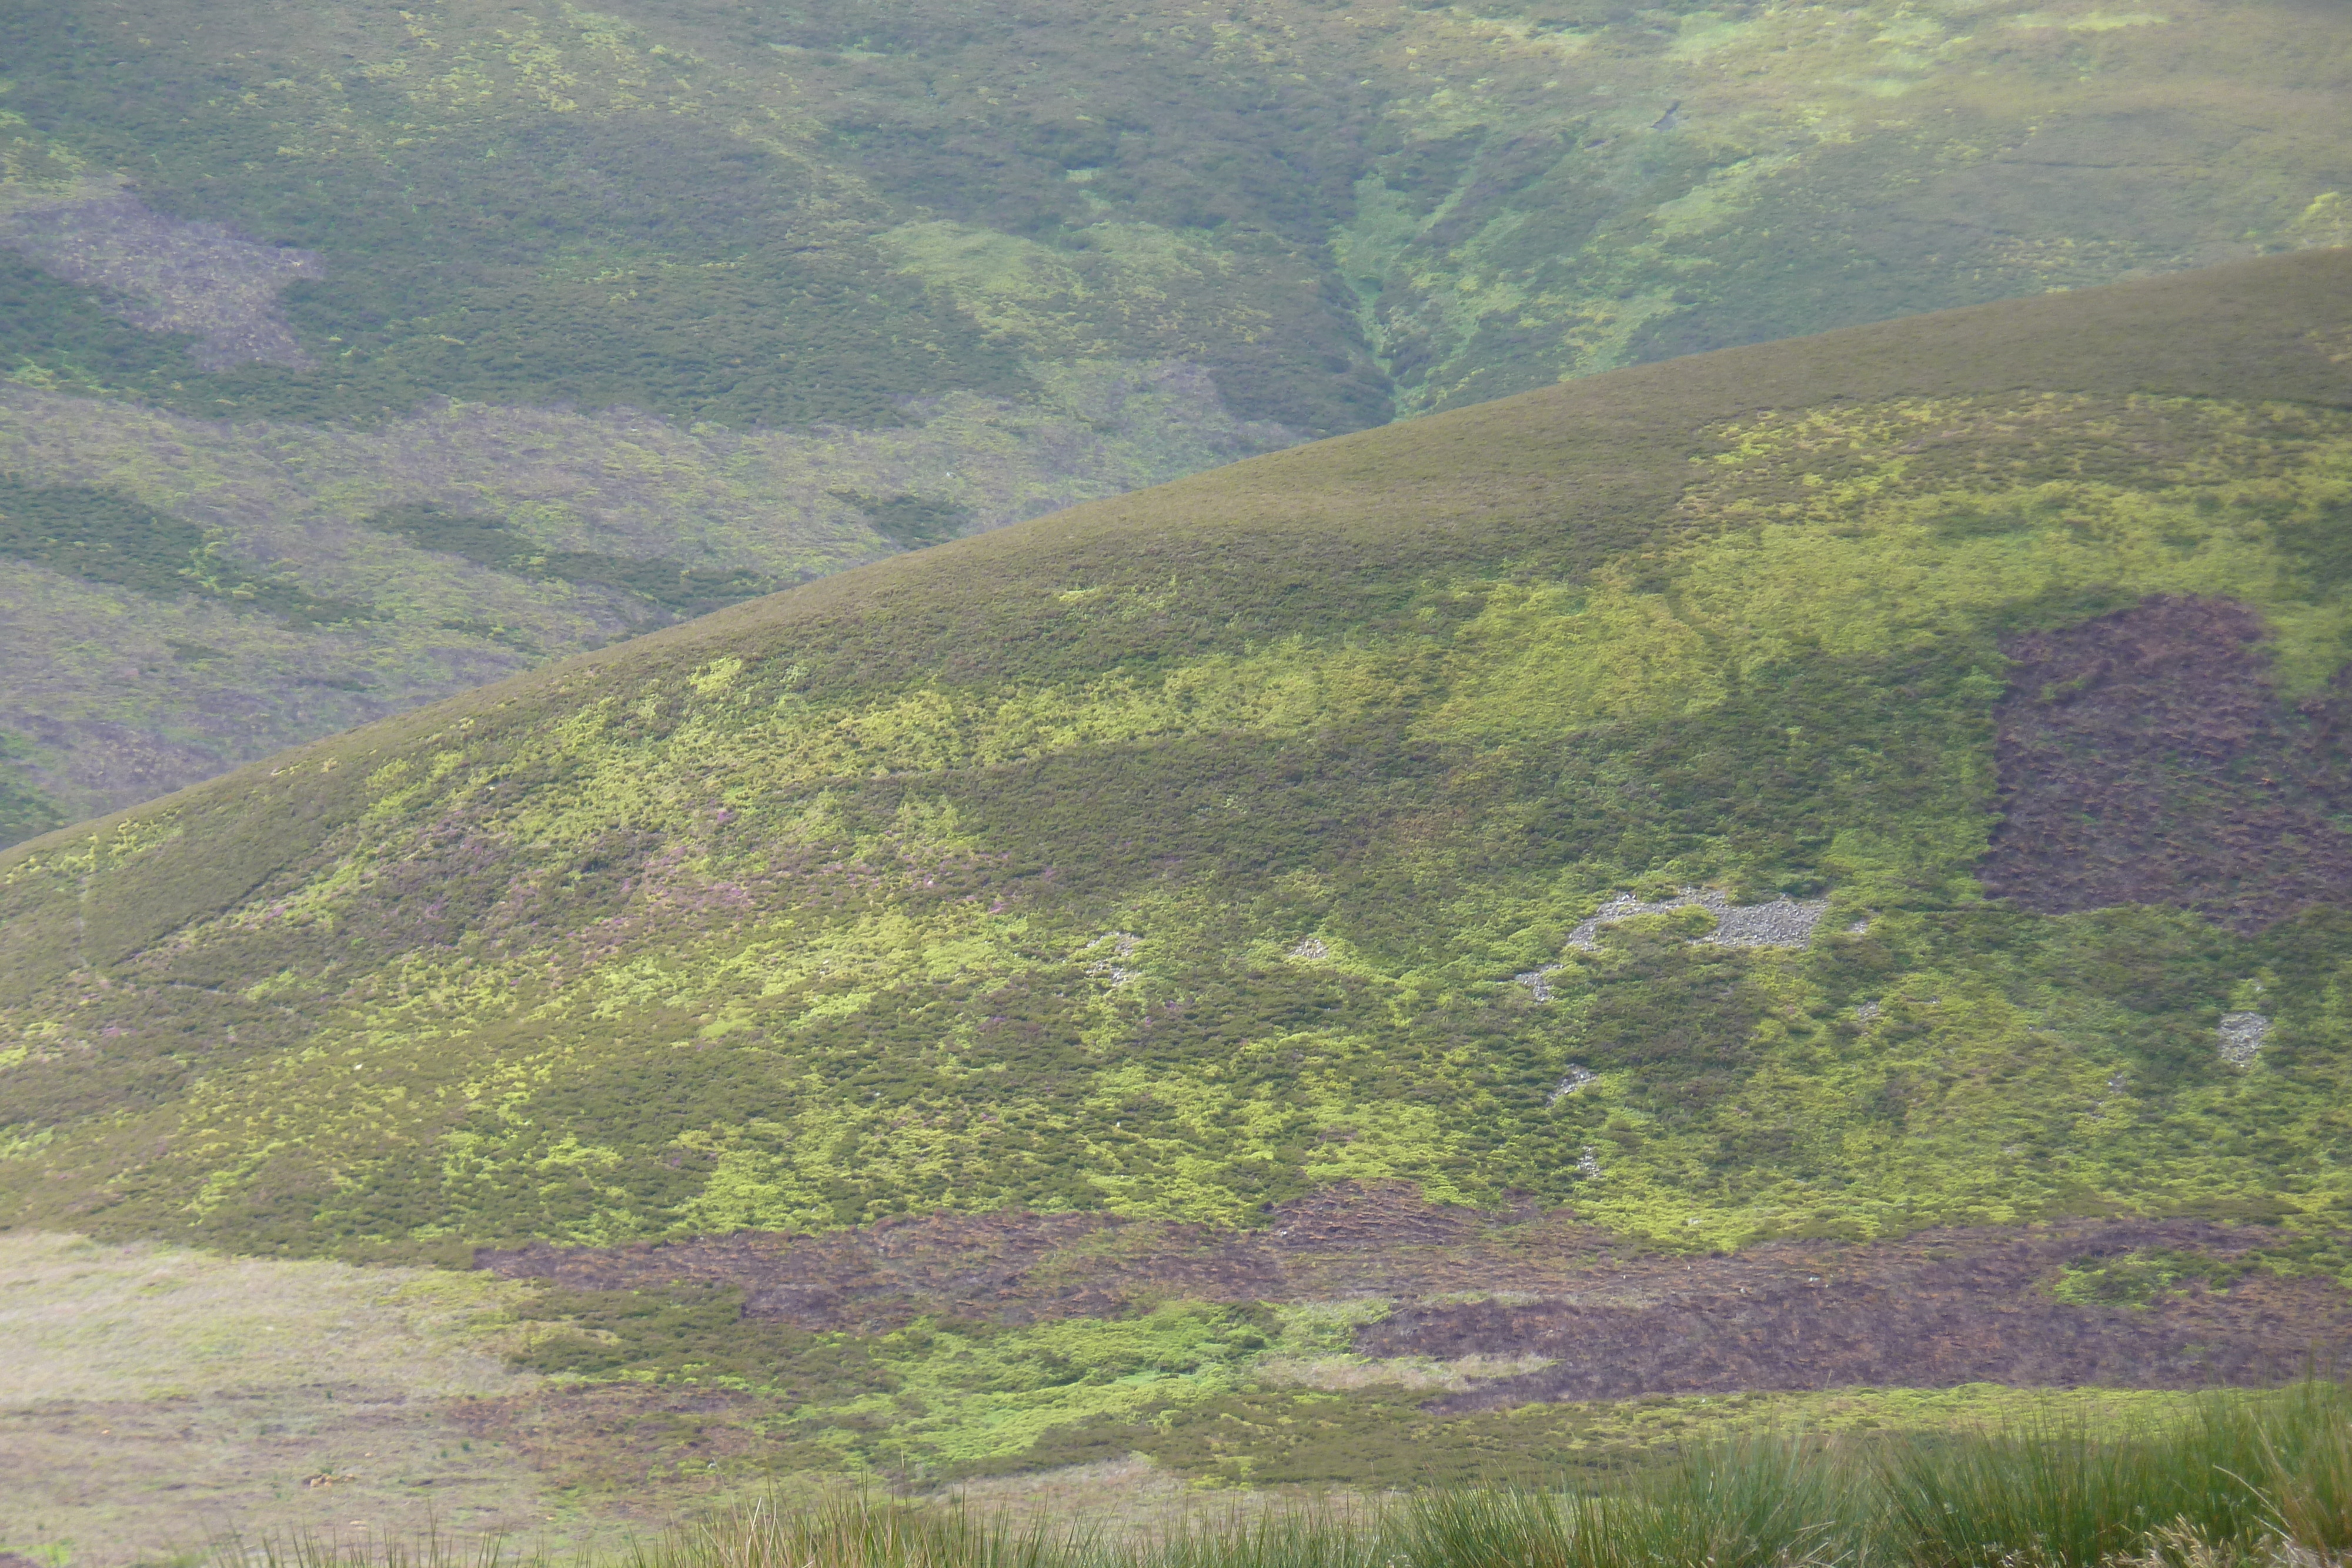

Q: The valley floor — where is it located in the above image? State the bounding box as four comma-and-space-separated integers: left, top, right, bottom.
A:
5, 1195, 2347, 1565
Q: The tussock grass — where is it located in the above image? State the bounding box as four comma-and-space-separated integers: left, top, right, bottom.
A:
218, 1383, 2352, 1568
630, 1492, 1073, 1568
220, 1522, 528, 1568
1877, 1382, 2352, 1567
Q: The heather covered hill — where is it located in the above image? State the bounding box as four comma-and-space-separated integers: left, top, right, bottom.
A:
4, 247, 2348, 1259
2, 0, 2349, 836
3, 248, 2352, 1523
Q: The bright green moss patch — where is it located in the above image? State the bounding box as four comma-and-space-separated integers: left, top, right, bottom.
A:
509, 1282, 1281, 1475
2051, 1228, 2352, 1308
2049, 1250, 2255, 1310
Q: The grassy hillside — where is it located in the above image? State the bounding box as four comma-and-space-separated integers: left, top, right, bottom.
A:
2, 0, 2348, 835
5, 247, 2350, 1242
2, 252, 2350, 1499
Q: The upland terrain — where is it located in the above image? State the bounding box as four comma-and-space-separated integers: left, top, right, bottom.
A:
2, 252, 2350, 1553
1, 0, 2349, 837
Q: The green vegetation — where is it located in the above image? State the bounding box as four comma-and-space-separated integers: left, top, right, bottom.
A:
2050, 1250, 2260, 1310
6, 8, 2350, 1546
362, 504, 793, 617
1, 253, 2348, 1261
2037, 1218, 2352, 1313
834, 495, 980, 554
185, 1385, 2352, 1568
10, 0, 2332, 433
0, 356, 1284, 833
0, 249, 219, 404
3, 0, 2350, 838
0, 474, 369, 624
1871, 1388, 2352, 1568
495, 1273, 2327, 1487
0, 98, 1027, 430
2, 253, 2350, 1540
512, 1285, 1294, 1478
0, 731, 65, 846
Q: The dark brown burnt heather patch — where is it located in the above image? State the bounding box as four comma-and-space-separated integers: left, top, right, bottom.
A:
1382, 1219, 2352, 1412
480, 1188, 2352, 1409
1980, 595, 2352, 932
477, 1182, 1633, 1332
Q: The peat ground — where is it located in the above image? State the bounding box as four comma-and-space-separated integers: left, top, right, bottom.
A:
481, 1185, 2351, 1403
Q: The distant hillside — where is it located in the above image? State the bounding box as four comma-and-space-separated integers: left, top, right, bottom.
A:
2, 0, 2348, 837
4, 247, 2348, 1263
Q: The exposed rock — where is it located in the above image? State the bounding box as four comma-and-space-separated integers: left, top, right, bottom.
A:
1548, 1065, 1598, 1104
2218, 1012, 2270, 1068
1564, 887, 1829, 952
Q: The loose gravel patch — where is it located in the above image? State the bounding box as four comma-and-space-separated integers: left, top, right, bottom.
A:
1563, 888, 1829, 952
2217, 1012, 2270, 1068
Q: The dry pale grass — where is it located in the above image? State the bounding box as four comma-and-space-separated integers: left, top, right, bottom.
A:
0, 1231, 535, 1404
0, 1232, 568, 1568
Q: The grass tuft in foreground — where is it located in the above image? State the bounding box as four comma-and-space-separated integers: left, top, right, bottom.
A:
215, 1383, 2352, 1568
629, 1494, 1073, 1568
220, 1523, 525, 1568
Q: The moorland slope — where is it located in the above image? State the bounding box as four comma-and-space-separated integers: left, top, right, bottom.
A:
2, 0, 2348, 836
1, 251, 2350, 1500
6, 244, 2350, 1248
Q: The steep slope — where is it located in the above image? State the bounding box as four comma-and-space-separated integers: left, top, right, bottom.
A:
2, 0, 2349, 835
4, 246, 2348, 1268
